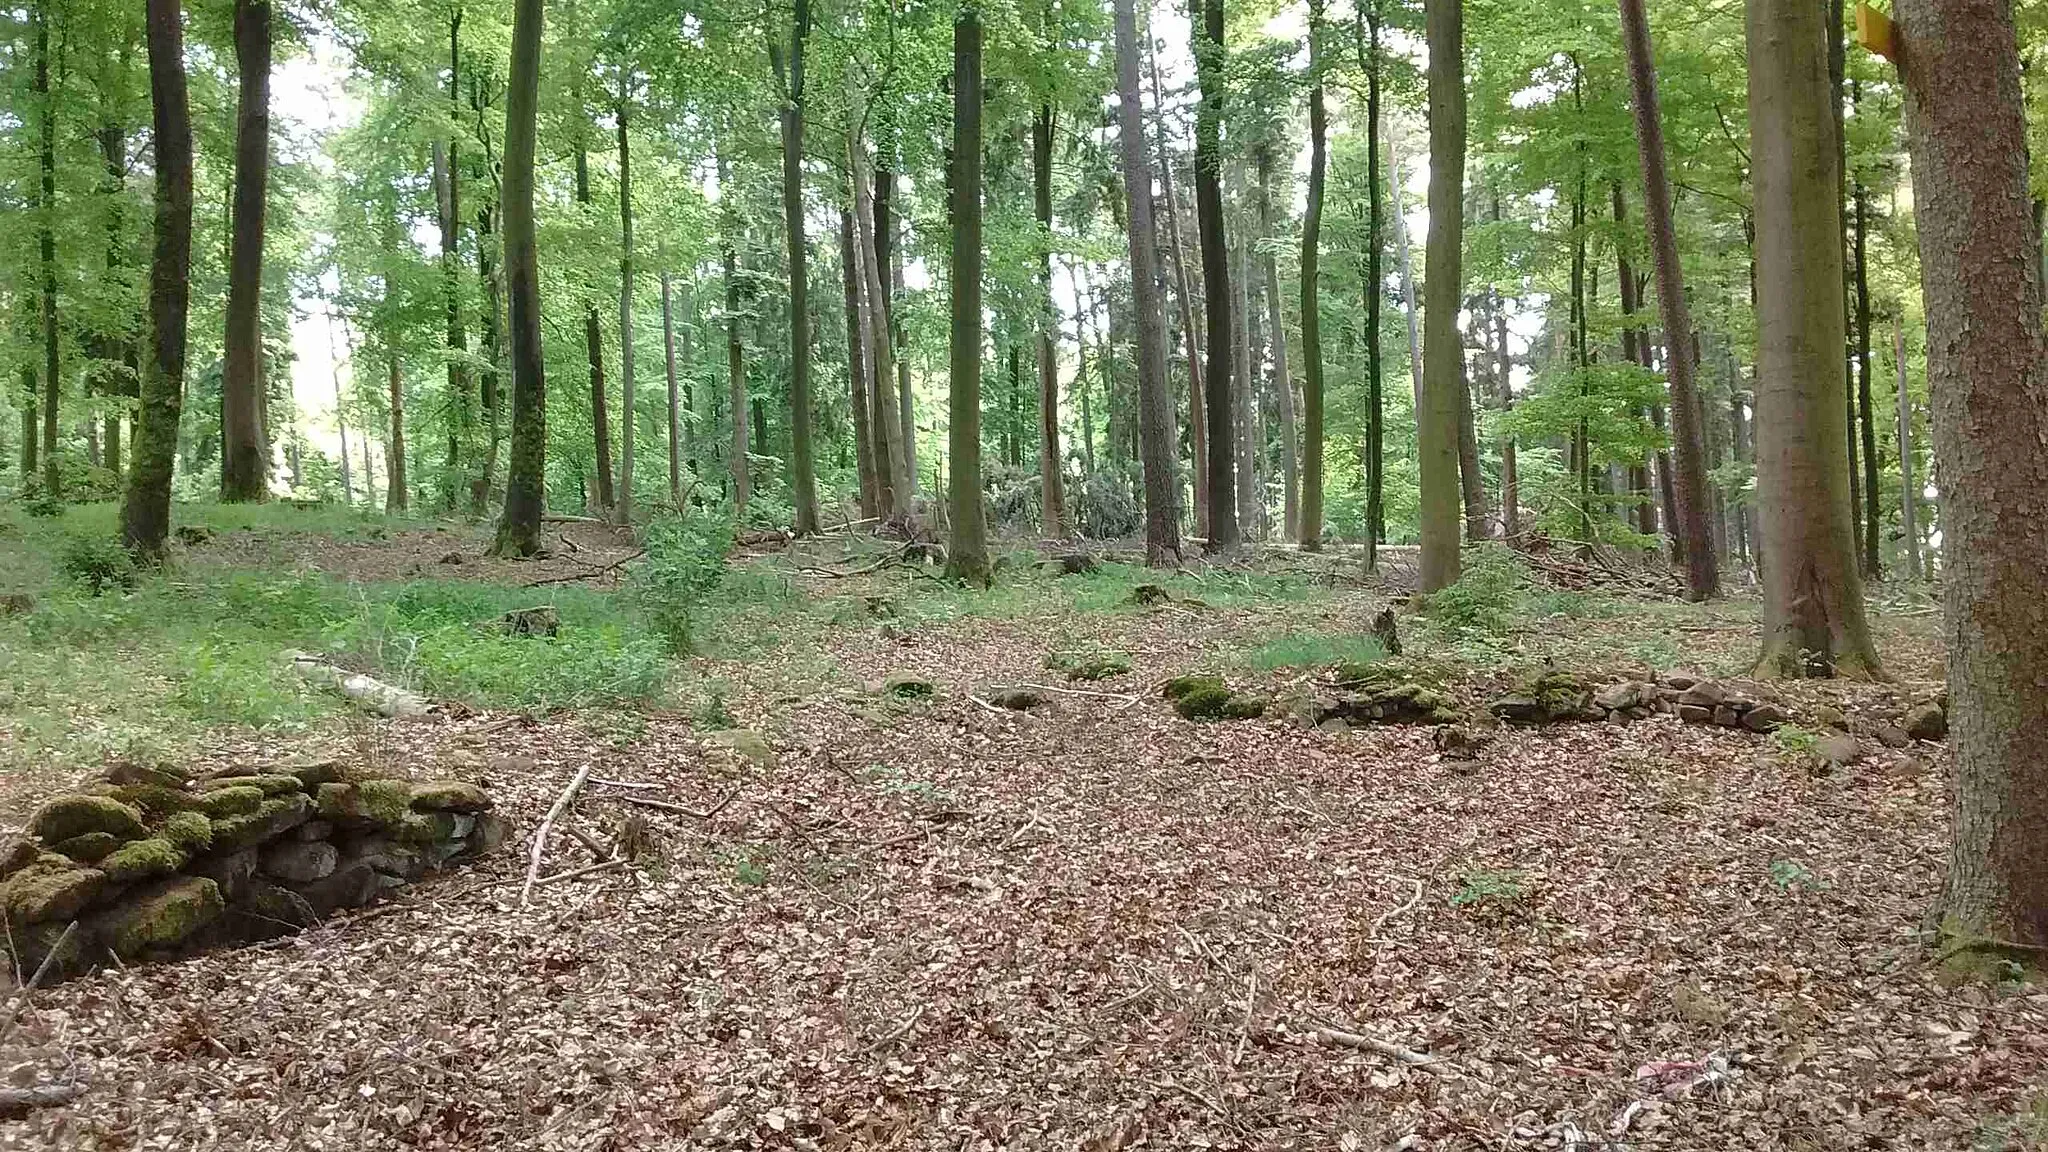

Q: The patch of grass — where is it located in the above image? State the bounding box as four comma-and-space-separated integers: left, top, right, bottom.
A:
1045, 644, 1133, 681
1243, 631, 1387, 672
1420, 545, 1527, 638
1450, 868, 1528, 909
1773, 724, 1822, 756
1767, 859, 1826, 892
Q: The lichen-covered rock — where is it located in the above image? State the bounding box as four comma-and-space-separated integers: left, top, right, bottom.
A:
392, 811, 462, 845
1741, 704, 1788, 733
409, 781, 492, 814
104, 761, 189, 790
99, 837, 189, 883
1677, 680, 1726, 708
704, 729, 776, 767
293, 819, 334, 842
315, 780, 413, 828
195, 786, 266, 819
463, 811, 512, 859
160, 810, 213, 853
29, 795, 146, 845
197, 774, 304, 797
1904, 702, 1948, 741
286, 760, 347, 789
340, 836, 425, 880
289, 861, 379, 917
260, 840, 338, 884
1818, 732, 1863, 767
1874, 724, 1911, 749
1163, 673, 1226, 703
51, 832, 121, 863
1490, 671, 1596, 725
2, 856, 106, 923
209, 793, 313, 852
15, 919, 87, 979
1, 837, 41, 879
99, 782, 201, 817
96, 876, 224, 958
187, 848, 258, 901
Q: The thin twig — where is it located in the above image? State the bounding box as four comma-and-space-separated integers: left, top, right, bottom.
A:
613, 787, 743, 820
862, 1003, 927, 1052
522, 764, 594, 907
1369, 877, 1426, 940
534, 857, 628, 886
1315, 1026, 1439, 1066
0, 921, 76, 1048
589, 777, 665, 790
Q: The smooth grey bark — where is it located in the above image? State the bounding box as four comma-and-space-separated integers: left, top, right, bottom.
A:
489, 0, 546, 557
943, 6, 989, 584
1114, 0, 1181, 565
1418, 0, 1465, 592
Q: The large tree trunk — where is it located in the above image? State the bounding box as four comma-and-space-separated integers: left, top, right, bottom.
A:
435, 13, 469, 510
1298, 0, 1328, 551
1032, 105, 1067, 538
1193, 0, 1237, 549
122, 0, 193, 560
576, 140, 614, 513
35, 2, 61, 498
616, 78, 637, 524
838, 204, 878, 518
1747, 0, 1879, 676
1362, 0, 1383, 563
1256, 147, 1300, 544
1896, 0, 2048, 957
773, 0, 820, 536
1894, 320, 1919, 580
1149, 39, 1205, 539
220, 0, 271, 502
944, 7, 989, 585
490, 0, 547, 557
1417, 0, 1465, 592
1618, 0, 1717, 597
1114, 0, 1181, 566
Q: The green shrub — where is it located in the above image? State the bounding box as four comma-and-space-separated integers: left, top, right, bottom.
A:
1421, 545, 1526, 636
56, 533, 138, 595
632, 514, 733, 654
1246, 632, 1386, 672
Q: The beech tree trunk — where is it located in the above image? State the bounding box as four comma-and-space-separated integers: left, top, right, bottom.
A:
1896, 0, 2048, 957
35, 3, 60, 497
1894, 320, 1919, 580
1257, 148, 1300, 544
1114, 0, 1181, 565
1418, 0, 1466, 592
220, 0, 270, 502
474, 198, 503, 515
1230, 167, 1260, 538
1387, 136, 1424, 412
773, 0, 820, 535
1362, 0, 1384, 563
1492, 281, 1517, 539
121, 0, 193, 559
1032, 104, 1066, 537
617, 80, 637, 524
838, 204, 877, 518
944, 7, 989, 585
1150, 39, 1206, 539
854, 145, 903, 515
1192, 0, 1237, 549
720, 141, 751, 517
662, 267, 685, 509
1852, 141, 1880, 578
1747, 0, 1879, 676
490, 0, 546, 558
1456, 353, 1486, 539
386, 344, 406, 513
576, 139, 614, 513
435, 13, 469, 509
1299, 0, 1328, 551
1619, 0, 1717, 598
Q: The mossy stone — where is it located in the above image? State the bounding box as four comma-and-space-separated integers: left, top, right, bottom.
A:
2, 856, 107, 923
160, 810, 213, 853
1, 837, 41, 878
317, 779, 414, 828
1219, 693, 1269, 720
287, 760, 348, 789
195, 786, 266, 818
101, 782, 201, 817
103, 761, 189, 790
705, 729, 776, 767
409, 781, 492, 814
198, 774, 304, 797
1174, 683, 1235, 720
99, 837, 189, 883
223, 879, 317, 941
1163, 673, 1226, 703
29, 795, 147, 845
51, 832, 121, 863
209, 793, 313, 852
96, 876, 224, 958
882, 673, 935, 699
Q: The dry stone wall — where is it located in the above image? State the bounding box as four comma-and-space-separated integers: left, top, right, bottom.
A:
2, 760, 508, 981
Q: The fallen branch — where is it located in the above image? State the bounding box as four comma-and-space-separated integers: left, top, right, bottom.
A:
0, 920, 76, 1048
798, 548, 907, 579
986, 682, 1139, 703
0, 1080, 87, 1117
589, 777, 665, 790
1315, 1026, 1439, 1066
521, 763, 595, 907
288, 654, 431, 719
525, 548, 646, 588
1369, 877, 1426, 940
862, 1003, 927, 1052
613, 787, 743, 820
534, 857, 628, 887
541, 514, 605, 524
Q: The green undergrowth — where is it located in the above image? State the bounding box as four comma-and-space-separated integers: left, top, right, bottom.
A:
1241, 631, 1388, 672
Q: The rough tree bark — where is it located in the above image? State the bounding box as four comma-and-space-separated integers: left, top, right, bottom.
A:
576, 135, 614, 513
944, 6, 990, 585
1032, 103, 1066, 537
1418, 0, 1466, 592
489, 0, 546, 558
1193, 0, 1237, 548
1257, 147, 1300, 543
1896, 0, 2048, 960
772, 0, 821, 536
1618, 0, 1718, 598
1747, 0, 1879, 676
1113, 0, 1181, 565
838, 203, 878, 517
1149, 37, 1206, 539
121, 0, 192, 560
616, 75, 637, 524
854, 142, 904, 516
220, 0, 272, 501
1299, 0, 1328, 551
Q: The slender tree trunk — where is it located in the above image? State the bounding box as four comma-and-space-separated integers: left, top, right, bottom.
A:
854, 143, 903, 515
1456, 351, 1486, 539
1614, 186, 1656, 539
1731, 391, 1753, 569
1896, 0, 2048, 956
1114, 0, 1181, 565
35, 3, 61, 497
1618, 0, 1717, 597
1149, 38, 1206, 538
616, 77, 637, 524
1851, 113, 1880, 578
92, 114, 131, 487
839, 204, 878, 518
1419, 0, 1466, 590
1387, 135, 1424, 411
1256, 147, 1300, 543
490, 0, 546, 557
474, 200, 503, 515
1894, 319, 1919, 580
720, 142, 751, 516
1299, 0, 1328, 551
330, 309, 353, 505
890, 202, 916, 499
435, 13, 469, 509
1747, 0, 1879, 676
122, 0, 193, 559
1363, 0, 1383, 562
1492, 280, 1517, 539
386, 346, 406, 513
220, 0, 271, 502
1193, 0, 1237, 548
662, 266, 685, 509
1033, 104, 1067, 537
944, 6, 989, 584
576, 140, 614, 512
773, 0, 820, 535
1230, 168, 1260, 538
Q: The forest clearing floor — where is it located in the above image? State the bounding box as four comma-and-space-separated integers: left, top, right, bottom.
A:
1, 505, 2043, 1150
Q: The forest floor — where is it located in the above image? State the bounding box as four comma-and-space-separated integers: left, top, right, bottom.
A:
0, 503, 2043, 1151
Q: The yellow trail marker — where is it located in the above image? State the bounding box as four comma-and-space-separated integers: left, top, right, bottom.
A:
1856, 2, 1897, 61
